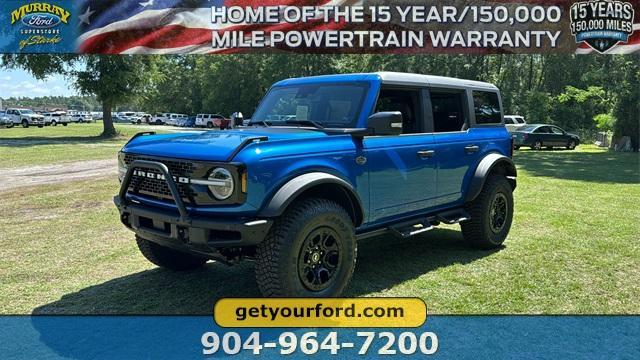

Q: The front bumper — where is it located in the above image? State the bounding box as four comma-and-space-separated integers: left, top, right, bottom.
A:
115, 159, 272, 256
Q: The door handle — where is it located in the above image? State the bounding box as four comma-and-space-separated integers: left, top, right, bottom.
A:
417, 150, 435, 159
465, 145, 480, 154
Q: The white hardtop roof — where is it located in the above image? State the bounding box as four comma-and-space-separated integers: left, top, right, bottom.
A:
375, 72, 498, 91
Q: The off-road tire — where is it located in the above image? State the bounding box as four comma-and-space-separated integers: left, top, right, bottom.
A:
255, 198, 357, 297
51, 121, 57, 126
461, 175, 514, 249
135, 235, 207, 271
62, 123, 68, 126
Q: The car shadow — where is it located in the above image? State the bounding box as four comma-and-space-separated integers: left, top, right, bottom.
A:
32, 228, 498, 315
514, 148, 639, 184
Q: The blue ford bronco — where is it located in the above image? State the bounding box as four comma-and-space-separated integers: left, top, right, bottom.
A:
115, 72, 517, 297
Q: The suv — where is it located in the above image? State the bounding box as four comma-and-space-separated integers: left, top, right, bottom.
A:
114, 72, 517, 297
69, 112, 93, 123
5, 108, 45, 128
504, 115, 526, 132
196, 114, 230, 129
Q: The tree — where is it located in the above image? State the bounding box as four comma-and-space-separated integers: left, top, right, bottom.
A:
1, 54, 154, 137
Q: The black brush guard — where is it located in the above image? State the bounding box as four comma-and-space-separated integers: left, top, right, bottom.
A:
114, 160, 272, 253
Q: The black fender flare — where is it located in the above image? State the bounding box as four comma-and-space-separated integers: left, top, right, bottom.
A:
259, 172, 365, 226
465, 153, 517, 203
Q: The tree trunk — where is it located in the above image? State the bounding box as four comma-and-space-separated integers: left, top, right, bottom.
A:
101, 99, 117, 138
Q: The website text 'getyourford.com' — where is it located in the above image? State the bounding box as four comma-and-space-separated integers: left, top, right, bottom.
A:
214, 299, 427, 328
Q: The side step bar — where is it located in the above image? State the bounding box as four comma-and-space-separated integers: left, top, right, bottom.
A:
356, 209, 471, 240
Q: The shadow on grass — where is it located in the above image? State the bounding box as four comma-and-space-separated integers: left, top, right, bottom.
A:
32, 228, 499, 315
0, 135, 125, 147
514, 148, 639, 184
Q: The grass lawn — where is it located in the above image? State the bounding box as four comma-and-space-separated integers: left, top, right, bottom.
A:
0, 122, 169, 168
0, 145, 638, 314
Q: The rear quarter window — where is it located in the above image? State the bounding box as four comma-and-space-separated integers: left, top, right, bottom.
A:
473, 91, 502, 124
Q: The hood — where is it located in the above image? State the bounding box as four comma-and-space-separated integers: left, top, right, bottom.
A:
123, 127, 330, 162
25, 114, 44, 118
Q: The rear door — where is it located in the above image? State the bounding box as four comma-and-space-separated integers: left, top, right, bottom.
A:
549, 126, 567, 146
431, 88, 503, 206
364, 87, 437, 223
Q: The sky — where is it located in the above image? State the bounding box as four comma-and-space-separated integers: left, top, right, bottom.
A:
0, 69, 77, 99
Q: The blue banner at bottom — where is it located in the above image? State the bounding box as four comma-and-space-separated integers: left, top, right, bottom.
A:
0, 316, 638, 359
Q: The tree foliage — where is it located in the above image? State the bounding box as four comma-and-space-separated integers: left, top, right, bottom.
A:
2, 54, 638, 149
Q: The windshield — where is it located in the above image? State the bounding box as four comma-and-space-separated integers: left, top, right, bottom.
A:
21, 109, 34, 114
252, 83, 369, 128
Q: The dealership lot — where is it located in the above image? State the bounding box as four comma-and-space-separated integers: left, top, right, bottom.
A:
0, 125, 638, 314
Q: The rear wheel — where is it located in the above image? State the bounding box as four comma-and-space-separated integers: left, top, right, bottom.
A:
532, 140, 542, 150
255, 198, 357, 297
62, 123, 68, 126
135, 236, 207, 271
461, 175, 514, 249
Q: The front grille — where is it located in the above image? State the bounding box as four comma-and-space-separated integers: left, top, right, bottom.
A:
124, 154, 195, 204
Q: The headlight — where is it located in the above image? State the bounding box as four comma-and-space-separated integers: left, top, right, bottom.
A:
208, 168, 234, 200
117, 152, 127, 182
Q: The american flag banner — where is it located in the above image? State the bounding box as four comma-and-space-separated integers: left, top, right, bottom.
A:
74, 0, 640, 54
77, 0, 360, 54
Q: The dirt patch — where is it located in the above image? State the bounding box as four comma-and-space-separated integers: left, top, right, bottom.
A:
0, 159, 117, 192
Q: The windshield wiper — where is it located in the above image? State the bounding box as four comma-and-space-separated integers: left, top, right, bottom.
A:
285, 119, 324, 129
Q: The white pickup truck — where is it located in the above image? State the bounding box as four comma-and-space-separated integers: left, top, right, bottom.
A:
5, 108, 45, 128
43, 112, 70, 126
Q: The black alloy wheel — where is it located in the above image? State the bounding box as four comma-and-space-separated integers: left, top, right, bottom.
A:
297, 227, 341, 292
489, 192, 508, 234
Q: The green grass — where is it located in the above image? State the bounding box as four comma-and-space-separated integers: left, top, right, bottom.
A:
0, 122, 167, 168
0, 145, 638, 314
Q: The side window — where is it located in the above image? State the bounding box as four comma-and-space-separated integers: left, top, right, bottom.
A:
374, 88, 422, 134
430, 91, 467, 133
504, 117, 514, 124
535, 126, 549, 134
551, 127, 564, 135
473, 91, 502, 124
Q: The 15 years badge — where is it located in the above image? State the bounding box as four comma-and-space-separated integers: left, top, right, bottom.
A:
570, 0, 635, 53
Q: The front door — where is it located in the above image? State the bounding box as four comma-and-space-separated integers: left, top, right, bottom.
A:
365, 87, 438, 224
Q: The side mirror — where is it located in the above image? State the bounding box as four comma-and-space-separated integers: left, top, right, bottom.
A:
231, 112, 244, 127
367, 111, 403, 136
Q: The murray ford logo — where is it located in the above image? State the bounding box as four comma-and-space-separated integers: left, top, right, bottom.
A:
11, 3, 70, 27
133, 170, 191, 184
20, 13, 61, 29
571, 0, 635, 53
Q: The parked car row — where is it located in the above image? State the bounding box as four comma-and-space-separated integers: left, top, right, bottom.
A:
0, 108, 96, 128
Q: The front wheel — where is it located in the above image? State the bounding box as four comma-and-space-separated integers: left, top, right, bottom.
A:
207, 122, 214, 129
51, 121, 57, 126
21, 120, 29, 128
461, 175, 514, 249
255, 198, 357, 297
567, 140, 577, 150
135, 236, 207, 271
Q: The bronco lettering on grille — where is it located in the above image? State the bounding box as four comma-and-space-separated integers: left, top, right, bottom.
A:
132, 169, 190, 184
